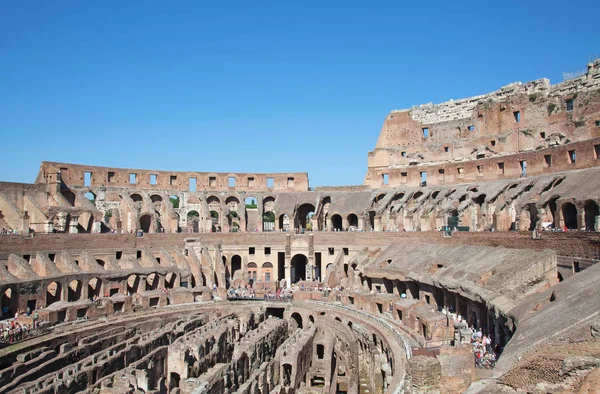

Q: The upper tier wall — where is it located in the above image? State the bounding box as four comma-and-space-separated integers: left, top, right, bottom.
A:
366, 59, 600, 185
36, 162, 309, 192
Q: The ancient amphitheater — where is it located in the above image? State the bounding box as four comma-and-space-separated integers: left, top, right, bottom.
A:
0, 60, 599, 394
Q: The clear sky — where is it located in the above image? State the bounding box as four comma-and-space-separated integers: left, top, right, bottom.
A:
1, 1, 598, 187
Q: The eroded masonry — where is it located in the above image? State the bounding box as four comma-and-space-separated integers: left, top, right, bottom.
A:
0, 60, 599, 394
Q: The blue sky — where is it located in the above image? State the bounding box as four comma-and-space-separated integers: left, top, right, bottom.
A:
1, 1, 598, 187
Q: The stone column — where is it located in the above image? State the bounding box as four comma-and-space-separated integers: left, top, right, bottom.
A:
61, 282, 69, 302
257, 195, 264, 232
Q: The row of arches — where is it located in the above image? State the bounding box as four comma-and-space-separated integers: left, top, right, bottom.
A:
0, 272, 183, 317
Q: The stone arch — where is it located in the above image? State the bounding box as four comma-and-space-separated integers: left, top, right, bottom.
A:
584, 200, 599, 231
347, 213, 358, 228
295, 203, 315, 230
146, 273, 159, 291
562, 202, 578, 230
524, 203, 539, 231
88, 278, 102, 300
187, 210, 200, 233
46, 281, 62, 306
279, 214, 289, 232
150, 194, 163, 203
68, 279, 82, 302
169, 195, 180, 208
231, 255, 242, 279
291, 254, 307, 283
290, 312, 303, 330
1, 288, 16, 318
127, 274, 140, 294
140, 214, 152, 233
331, 214, 342, 231
130, 193, 143, 202
165, 272, 177, 289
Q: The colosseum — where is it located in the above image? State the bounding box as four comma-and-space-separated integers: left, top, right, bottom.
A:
0, 60, 599, 394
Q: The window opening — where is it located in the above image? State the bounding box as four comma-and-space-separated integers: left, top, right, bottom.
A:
150, 174, 157, 185
189, 177, 197, 192
513, 111, 521, 122
566, 99, 574, 112
84, 172, 92, 187
129, 173, 137, 184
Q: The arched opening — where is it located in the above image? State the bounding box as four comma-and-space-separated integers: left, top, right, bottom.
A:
263, 196, 276, 232
368, 211, 375, 230
525, 203, 539, 231
127, 274, 140, 294
165, 272, 177, 289
62, 190, 76, 206
68, 280, 82, 302
169, 372, 180, 391
290, 312, 303, 330
150, 194, 162, 203
169, 195, 180, 208
244, 196, 258, 232
309, 315, 315, 324
46, 282, 62, 306
88, 278, 102, 300
84, 192, 96, 204
295, 203, 315, 231
262, 262, 273, 282
279, 214, 289, 232
96, 259, 105, 269
207, 196, 221, 232
248, 262, 257, 283
187, 210, 200, 233
381, 278, 393, 294
140, 214, 152, 233
290, 254, 307, 283
1, 288, 15, 318
584, 200, 599, 231
146, 273, 159, 291
130, 193, 143, 203
347, 213, 358, 229
331, 214, 342, 231
562, 203, 578, 230
231, 255, 242, 279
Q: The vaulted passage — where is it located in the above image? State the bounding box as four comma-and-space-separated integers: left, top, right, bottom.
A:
291, 254, 307, 283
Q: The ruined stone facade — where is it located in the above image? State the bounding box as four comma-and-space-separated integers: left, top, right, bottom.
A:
0, 60, 599, 393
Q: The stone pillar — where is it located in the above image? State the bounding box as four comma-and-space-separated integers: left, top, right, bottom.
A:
358, 217, 364, 231
326, 217, 332, 232
82, 283, 89, 300
21, 212, 30, 234
61, 282, 69, 302
257, 195, 264, 232
285, 263, 291, 288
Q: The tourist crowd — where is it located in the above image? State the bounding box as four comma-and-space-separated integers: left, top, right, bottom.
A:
0, 309, 47, 345
0, 227, 18, 235
471, 328, 500, 369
